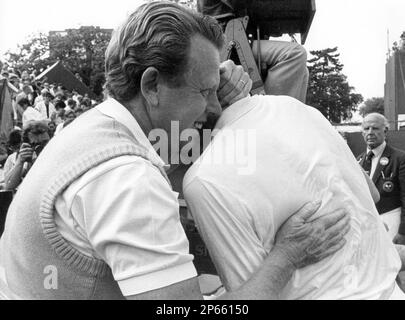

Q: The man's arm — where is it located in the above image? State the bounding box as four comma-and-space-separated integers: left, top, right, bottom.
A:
4, 143, 33, 190
129, 197, 349, 300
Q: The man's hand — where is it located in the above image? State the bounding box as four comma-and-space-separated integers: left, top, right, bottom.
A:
217, 60, 252, 108
16, 143, 34, 164
394, 233, 405, 245
274, 201, 350, 269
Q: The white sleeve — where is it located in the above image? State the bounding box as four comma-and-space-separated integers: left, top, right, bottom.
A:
72, 157, 197, 296
184, 177, 267, 291
3, 153, 16, 178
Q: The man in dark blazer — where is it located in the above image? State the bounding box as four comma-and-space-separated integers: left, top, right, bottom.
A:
358, 113, 405, 245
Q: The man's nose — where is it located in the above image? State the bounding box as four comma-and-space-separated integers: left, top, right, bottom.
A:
206, 93, 222, 116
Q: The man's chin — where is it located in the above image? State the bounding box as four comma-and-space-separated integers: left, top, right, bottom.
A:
367, 141, 380, 149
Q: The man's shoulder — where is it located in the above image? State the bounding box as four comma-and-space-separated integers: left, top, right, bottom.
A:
66, 155, 164, 196
183, 160, 203, 192
386, 144, 405, 160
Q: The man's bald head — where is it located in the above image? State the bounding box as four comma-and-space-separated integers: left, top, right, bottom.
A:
361, 113, 388, 149
362, 113, 389, 128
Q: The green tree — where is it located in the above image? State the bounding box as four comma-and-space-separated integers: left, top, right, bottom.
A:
48, 26, 112, 95
4, 26, 112, 96
306, 47, 363, 123
358, 97, 385, 117
4, 33, 53, 74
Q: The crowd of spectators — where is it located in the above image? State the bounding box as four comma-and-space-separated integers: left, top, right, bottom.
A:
0, 60, 101, 190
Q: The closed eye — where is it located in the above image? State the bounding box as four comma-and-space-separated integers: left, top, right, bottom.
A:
200, 89, 210, 98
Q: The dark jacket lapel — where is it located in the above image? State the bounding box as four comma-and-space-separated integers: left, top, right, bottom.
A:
372, 144, 393, 183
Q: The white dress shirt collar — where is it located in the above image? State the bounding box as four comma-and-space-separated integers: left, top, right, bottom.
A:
368, 141, 387, 159
96, 98, 166, 167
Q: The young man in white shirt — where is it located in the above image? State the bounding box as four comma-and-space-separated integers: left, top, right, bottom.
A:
184, 95, 405, 299
18, 98, 44, 128
35, 89, 56, 120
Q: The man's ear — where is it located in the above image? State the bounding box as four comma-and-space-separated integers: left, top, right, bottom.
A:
140, 67, 160, 107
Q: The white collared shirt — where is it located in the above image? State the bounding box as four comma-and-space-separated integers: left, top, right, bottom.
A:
54, 98, 196, 297
35, 101, 56, 120
368, 141, 387, 179
22, 106, 44, 127
184, 95, 401, 299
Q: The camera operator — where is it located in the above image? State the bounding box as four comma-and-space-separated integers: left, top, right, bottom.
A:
4, 121, 50, 191
197, 0, 309, 103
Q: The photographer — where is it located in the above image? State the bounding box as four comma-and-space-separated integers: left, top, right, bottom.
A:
4, 121, 50, 191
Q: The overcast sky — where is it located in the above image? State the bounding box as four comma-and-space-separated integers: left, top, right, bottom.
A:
0, 0, 404, 100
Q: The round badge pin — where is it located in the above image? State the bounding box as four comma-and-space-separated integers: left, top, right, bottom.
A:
380, 157, 389, 166
383, 181, 394, 193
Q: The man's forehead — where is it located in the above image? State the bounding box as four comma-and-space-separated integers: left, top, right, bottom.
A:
187, 35, 220, 85
362, 117, 384, 127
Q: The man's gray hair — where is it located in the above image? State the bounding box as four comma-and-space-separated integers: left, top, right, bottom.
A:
104, 1, 224, 102
362, 112, 390, 130
23, 120, 49, 135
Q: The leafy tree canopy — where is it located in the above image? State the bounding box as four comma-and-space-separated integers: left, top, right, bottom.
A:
4, 26, 112, 97
358, 97, 385, 117
306, 47, 363, 124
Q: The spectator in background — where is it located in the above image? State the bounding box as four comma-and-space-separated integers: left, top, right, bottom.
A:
35, 89, 56, 121
0, 129, 21, 187
16, 84, 33, 106
65, 98, 77, 112
13, 85, 34, 128
3, 129, 22, 181
49, 84, 56, 96
81, 103, 92, 113
53, 90, 65, 103
82, 97, 92, 109
9, 74, 20, 90
75, 94, 84, 106
19, 98, 43, 128
74, 107, 83, 117
53, 100, 66, 125
4, 121, 50, 191
47, 121, 56, 138
359, 113, 405, 242
21, 70, 30, 82
54, 109, 76, 136
33, 89, 44, 106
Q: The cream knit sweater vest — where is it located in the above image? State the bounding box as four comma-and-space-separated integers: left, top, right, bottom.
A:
0, 104, 169, 299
